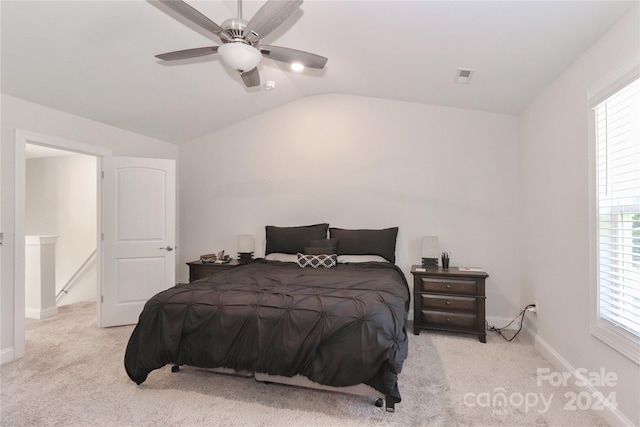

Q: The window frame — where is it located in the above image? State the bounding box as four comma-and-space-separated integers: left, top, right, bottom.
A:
588, 53, 640, 365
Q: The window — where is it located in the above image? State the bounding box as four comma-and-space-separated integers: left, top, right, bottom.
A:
590, 63, 640, 364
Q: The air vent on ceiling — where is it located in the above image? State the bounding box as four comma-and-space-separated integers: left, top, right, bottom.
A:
455, 68, 474, 84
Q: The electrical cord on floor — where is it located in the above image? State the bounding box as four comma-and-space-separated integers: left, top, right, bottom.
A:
486, 304, 535, 342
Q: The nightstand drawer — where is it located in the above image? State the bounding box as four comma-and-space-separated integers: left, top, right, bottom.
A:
420, 294, 476, 312
417, 277, 477, 295
421, 310, 477, 330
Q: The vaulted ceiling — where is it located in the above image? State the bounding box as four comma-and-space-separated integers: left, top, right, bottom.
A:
2, 1, 636, 144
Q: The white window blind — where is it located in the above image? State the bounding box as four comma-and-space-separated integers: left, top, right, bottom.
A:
595, 77, 640, 341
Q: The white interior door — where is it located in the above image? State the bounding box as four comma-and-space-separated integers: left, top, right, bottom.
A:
101, 156, 176, 327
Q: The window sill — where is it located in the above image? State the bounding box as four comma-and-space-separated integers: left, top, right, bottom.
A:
590, 320, 640, 365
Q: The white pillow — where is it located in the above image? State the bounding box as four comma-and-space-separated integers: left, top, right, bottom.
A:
265, 253, 298, 263
337, 255, 389, 263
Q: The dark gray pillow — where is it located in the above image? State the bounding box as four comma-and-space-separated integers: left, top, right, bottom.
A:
304, 246, 337, 255
265, 223, 329, 255
307, 238, 339, 254
329, 227, 398, 263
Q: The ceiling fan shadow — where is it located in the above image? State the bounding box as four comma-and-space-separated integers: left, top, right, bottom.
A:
155, 54, 219, 67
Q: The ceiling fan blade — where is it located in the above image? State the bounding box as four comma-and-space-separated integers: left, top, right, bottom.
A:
260, 45, 327, 69
241, 68, 261, 88
244, 0, 303, 43
159, 0, 228, 41
156, 46, 219, 61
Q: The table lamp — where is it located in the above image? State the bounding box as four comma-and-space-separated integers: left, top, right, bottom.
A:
237, 234, 255, 263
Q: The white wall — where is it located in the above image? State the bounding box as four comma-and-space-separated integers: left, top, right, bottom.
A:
1, 93, 178, 362
178, 93, 521, 320
26, 154, 97, 305
519, 6, 640, 427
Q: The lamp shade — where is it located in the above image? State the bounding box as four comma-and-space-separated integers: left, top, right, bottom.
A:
237, 234, 255, 253
421, 236, 439, 259
218, 43, 262, 72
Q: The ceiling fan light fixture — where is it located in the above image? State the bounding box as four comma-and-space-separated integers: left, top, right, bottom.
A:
218, 42, 262, 72
291, 63, 304, 72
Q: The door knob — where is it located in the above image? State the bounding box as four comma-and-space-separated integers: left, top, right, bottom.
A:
160, 246, 174, 251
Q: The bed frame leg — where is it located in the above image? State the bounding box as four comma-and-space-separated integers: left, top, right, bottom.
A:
171, 365, 180, 373
385, 399, 395, 412
374, 397, 395, 412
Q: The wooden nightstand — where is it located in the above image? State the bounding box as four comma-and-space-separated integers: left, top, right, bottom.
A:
187, 259, 241, 282
411, 266, 489, 343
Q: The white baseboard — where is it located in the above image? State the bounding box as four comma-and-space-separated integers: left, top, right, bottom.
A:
1, 346, 15, 365
534, 334, 636, 427
25, 305, 58, 320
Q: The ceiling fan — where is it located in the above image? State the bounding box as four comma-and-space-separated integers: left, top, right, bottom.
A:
156, 0, 328, 88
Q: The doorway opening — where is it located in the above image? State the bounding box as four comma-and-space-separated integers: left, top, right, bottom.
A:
13, 130, 111, 360
24, 144, 97, 321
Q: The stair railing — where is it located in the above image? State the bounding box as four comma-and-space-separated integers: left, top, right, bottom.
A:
56, 249, 97, 301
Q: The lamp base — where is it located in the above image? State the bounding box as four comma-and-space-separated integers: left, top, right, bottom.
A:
238, 252, 253, 263
422, 257, 439, 268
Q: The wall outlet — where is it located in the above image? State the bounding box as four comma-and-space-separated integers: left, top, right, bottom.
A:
530, 300, 538, 314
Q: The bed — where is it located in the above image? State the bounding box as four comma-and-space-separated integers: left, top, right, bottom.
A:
124, 224, 410, 411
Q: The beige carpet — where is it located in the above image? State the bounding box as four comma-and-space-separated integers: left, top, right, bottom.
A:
1, 301, 608, 426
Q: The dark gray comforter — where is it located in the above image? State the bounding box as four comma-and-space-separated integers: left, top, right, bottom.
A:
124, 259, 410, 404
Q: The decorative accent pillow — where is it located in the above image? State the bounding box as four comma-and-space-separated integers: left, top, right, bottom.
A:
265, 223, 329, 255
329, 227, 398, 263
297, 253, 337, 268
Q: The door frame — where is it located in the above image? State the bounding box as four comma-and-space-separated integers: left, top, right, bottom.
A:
13, 129, 111, 359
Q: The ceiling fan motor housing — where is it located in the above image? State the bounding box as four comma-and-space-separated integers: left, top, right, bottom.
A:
221, 18, 249, 40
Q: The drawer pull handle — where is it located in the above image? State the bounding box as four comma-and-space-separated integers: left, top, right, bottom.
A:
446, 300, 451, 305
446, 284, 451, 289
446, 317, 451, 322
